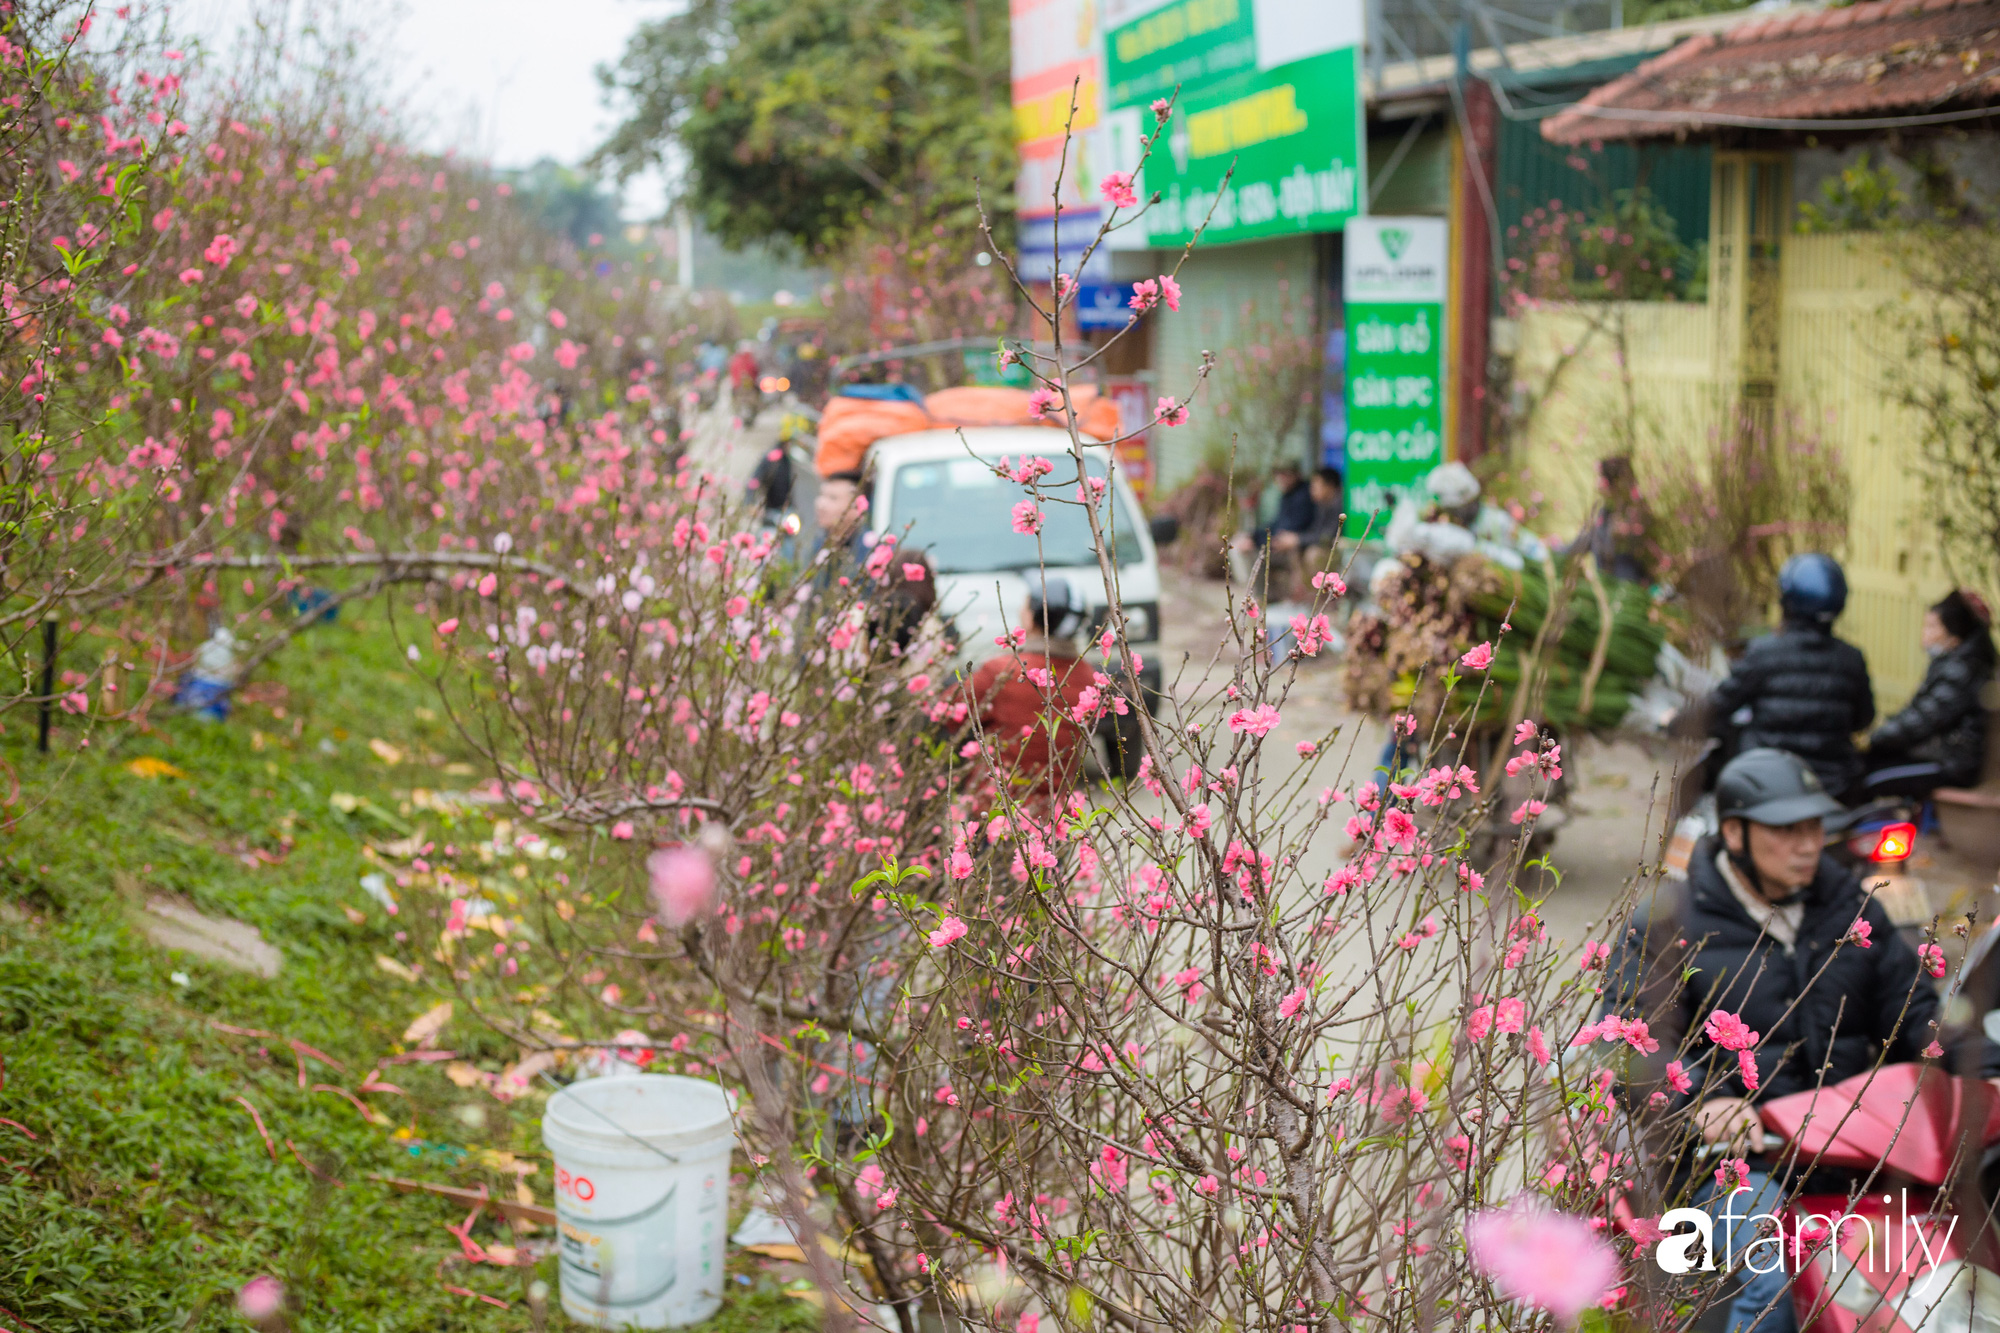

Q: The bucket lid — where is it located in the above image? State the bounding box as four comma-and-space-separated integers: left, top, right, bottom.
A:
543, 1074, 734, 1155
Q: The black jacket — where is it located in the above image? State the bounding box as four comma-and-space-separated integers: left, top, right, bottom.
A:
1254, 480, 1317, 547
1710, 622, 1874, 796
1605, 841, 1974, 1105
1870, 638, 1993, 788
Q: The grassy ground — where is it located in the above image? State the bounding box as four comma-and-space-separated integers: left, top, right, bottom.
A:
0, 609, 817, 1333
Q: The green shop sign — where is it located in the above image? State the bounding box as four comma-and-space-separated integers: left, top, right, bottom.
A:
1101, 0, 1365, 248
1343, 217, 1449, 537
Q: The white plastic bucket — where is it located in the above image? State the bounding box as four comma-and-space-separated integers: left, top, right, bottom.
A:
542, 1074, 735, 1328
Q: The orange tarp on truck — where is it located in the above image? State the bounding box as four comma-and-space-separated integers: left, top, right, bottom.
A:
814, 386, 1123, 476
813, 396, 935, 477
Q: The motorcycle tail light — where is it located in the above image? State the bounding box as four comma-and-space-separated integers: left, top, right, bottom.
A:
1850, 821, 1917, 863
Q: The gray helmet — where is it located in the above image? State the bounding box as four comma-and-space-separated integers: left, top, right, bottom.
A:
1715, 748, 1844, 826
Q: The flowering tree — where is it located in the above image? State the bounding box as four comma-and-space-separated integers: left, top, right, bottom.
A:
371, 92, 1807, 1333
0, 3, 184, 718
5, 1, 706, 746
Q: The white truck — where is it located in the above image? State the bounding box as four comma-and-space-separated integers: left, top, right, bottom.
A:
860, 426, 1177, 774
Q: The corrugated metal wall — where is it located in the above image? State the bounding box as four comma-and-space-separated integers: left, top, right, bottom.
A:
1492, 58, 1712, 257
1506, 230, 1974, 707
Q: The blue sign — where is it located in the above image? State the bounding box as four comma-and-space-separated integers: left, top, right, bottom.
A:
1016, 210, 1113, 284
1076, 284, 1138, 329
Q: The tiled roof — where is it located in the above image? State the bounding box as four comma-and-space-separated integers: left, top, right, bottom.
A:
1542, 0, 2000, 142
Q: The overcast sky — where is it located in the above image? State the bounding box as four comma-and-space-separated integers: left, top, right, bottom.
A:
175, 0, 673, 215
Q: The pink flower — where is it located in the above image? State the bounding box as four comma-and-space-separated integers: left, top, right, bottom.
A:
1011, 499, 1043, 535
236, 1277, 284, 1321
1509, 798, 1547, 825
1157, 395, 1189, 427
1466, 1005, 1493, 1041
1526, 1026, 1551, 1066
1227, 704, 1281, 736
928, 915, 969, 948
1703, 1009, 1759, 1052
1149, 97, 1171, 123
1665, 1060, 1693, 1094
1514, 719, 1539, 746
178, 267, 204, 285
1311, 570, 1347, 594
1100, 171, 1139, 209
1158, 275, 1181, 311
1920, 942, 1947, 978
1278, 985, 1310, 1019
610, 821, 635, 840
477, 573, 498, 597
876, 1187, 898, 1210
855, 1163, 887, 1199
647, 847, 717, 928
1495, 997, 1526, 1034
1027, 386, 1060, 418
1194, 1174, 1219, 1196
1738, 1049, 1760, 1091
1017, 1315, 1040, 1333
1090, 1144, 1129, 1191
1923, 1040, 1946, 1059
1128, 278, 1160, 312
1845, 918, 1873, 949
902, 563, 927, 582
1715, 1157, 1750, 1192
1464, 1204, 1620, 1324
1578, 941, 1610, 971
1460, 641, 1494, 670
436, 617, 459, 636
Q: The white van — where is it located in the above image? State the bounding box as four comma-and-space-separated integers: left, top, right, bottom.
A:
863, 427, 1177, 773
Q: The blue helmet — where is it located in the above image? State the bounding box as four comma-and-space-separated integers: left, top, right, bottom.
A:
1778, 553, 1847, 626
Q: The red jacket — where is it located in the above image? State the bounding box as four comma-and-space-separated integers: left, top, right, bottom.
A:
963, 646, 1096, 812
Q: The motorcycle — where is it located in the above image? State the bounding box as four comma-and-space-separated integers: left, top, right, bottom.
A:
1754, 1063, 2000, 1331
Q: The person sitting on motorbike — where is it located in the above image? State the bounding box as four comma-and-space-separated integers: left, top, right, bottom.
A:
959, 577, 1097, 817
1606, 746, 1994, 1333
1862, 588, 1997, 799
1708, 553, 1873, 799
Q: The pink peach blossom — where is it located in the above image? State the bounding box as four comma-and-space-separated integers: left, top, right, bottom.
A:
1464, 1203, 1620, 1323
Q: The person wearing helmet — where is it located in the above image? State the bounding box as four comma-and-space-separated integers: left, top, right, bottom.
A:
1707, 553, 1874, 798
1603, 747, 1994, 1333
958, 577, 1098, 815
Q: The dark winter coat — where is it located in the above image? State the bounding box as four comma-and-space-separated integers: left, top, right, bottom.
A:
1253, 479, 1317, 548
1604, 840, 1986, 1106
1709, 622, 1875, 796
1869, 637, 1994, 788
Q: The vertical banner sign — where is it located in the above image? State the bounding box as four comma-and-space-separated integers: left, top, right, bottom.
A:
1343, 217, 1448, 537
1011, 0, 1114, 282
1099, 0, 1366, 247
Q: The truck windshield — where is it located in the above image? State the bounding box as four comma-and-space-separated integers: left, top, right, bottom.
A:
886, 455, 1142, 574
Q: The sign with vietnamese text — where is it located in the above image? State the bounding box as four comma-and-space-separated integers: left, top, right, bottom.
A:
1100, 0, 1365, 248
1343, 217, 1448, 537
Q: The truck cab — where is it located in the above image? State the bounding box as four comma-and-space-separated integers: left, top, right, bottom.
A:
863, 427, 1170, 772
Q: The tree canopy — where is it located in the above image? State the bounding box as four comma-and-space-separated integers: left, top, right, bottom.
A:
594, 0, 1014, 257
